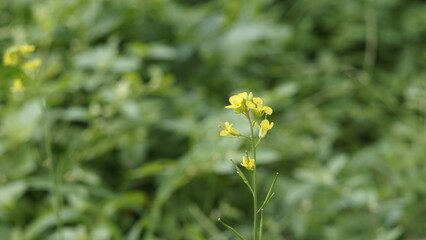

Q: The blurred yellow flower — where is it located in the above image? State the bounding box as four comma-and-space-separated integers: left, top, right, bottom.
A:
241, 156, 255, 171
246, 97, 273, 118
10, 78, 24, 93
3, 44, 36, 66
256, 119, 274, 138
220, 122, 241, 137
22, 58, 42, 71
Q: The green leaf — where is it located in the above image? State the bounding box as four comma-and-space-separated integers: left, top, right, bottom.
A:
2, 99, 43, 143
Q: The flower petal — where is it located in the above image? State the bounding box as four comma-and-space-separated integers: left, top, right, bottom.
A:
264, 106, 273, 115
246, 100, 256, 109
220, 130, 229, 136
252, 97, 263, 106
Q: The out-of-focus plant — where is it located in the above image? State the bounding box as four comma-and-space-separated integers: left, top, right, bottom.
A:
1, 44, 65, 239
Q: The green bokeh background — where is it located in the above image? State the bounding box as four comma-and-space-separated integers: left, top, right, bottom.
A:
1, 0, 426, 239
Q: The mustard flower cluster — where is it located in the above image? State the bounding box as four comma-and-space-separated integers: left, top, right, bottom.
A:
2, 44, 42, 93
3, 45, 35, 66
220, 92, 274, 170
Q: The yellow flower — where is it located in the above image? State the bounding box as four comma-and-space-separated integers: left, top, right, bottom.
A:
256, 119, 274, 138
22, 58, 42, 71
3, 52, 19, 66
225, 92, 250, 114
3, 45, 36, 66
241, 156, 255, 171
18, 45, 35, 54
10, 78, 24, 93
220, 122, 241, 137
246, 97, 273, 118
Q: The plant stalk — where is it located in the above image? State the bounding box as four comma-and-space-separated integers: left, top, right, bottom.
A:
247, 114, 258, 240
42, 99, 64, 240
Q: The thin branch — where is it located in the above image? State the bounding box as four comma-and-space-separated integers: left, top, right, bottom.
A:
218, 218, 246, 240
258, 172, 279, 213
230, 159, 254, 196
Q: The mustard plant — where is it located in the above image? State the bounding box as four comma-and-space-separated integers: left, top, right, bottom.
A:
219, 92, 279, 240
2, 45, 64, 239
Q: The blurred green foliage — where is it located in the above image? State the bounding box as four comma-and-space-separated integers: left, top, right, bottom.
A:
1, 0, 426, 239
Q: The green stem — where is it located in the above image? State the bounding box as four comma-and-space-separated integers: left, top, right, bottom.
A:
259, 209, 264, 240
231, 159, 254, 196
218, 218, 247, 240
42, 99, 64, 240
247, 114, 258, 240
257, 172, 279, 213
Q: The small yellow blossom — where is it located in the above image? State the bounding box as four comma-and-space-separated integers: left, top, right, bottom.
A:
241, 156, 255, 171
22, 58, 42, 71
246, 97, 273, 118
256, 119, 274, 138
10, 78, 24, 93
3, 45, 36, 66
225, 92, 250, 114
220, 122, 241, 137
18, 45, 35, 54
3, 52, 19, 66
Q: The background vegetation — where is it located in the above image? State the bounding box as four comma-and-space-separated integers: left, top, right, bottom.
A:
1, 0, 426, 239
